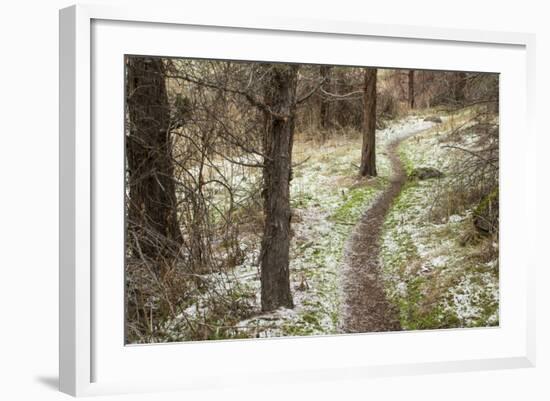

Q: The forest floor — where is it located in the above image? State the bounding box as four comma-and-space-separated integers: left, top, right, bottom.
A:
379, 111, 499, 330
159, 109, 499, 342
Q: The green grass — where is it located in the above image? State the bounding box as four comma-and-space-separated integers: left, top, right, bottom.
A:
330, 185, 379, 225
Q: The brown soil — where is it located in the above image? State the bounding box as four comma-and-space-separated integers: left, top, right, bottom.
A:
339, 129, 427, 333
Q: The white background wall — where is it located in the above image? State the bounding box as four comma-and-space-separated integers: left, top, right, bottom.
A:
0, 0, 547, 399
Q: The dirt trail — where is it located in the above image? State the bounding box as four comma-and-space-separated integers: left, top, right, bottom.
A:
339, 126, 429, 333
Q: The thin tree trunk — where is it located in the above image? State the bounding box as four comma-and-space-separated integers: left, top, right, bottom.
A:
126, 56, 183, 262
408, 70, 415, 109
319, 65, 332, 129
259, 65, 297, 311
454, 71, 467, 104
360, 68, 377, 177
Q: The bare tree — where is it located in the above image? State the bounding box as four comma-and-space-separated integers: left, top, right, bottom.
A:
319, 65, 332, 129
408, 70, 415, 109
360, 67, 377, 177
259, 64, 298, 311
454, 71, 467, 105
163, 61, 302, 311
126, 57, 183, 263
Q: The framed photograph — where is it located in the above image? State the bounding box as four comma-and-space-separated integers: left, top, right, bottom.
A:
59, 4, 536, 396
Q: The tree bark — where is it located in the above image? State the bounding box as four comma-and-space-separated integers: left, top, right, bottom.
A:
126, 57, 183, 262
259, 65, 297, 311
360, 68, 378, 177
408, 70, 415, 109
319, 65, 332, 129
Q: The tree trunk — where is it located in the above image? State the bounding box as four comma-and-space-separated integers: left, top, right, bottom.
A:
319, 65, 332, 129
454, 71, 467, 104
360, 68, 377, 177
408, 70, 415, 109
259, 65, 297, 311
126, 57, 183, 263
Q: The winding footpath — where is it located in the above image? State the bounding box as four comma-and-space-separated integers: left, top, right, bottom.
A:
339, 122, 432, 333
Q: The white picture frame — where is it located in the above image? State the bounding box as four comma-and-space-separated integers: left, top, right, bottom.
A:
59, 4, 536, 397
